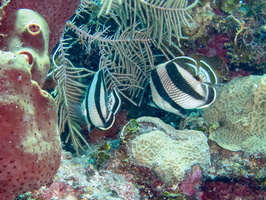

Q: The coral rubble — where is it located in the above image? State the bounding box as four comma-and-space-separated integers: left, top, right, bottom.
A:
21, 150, 140, 200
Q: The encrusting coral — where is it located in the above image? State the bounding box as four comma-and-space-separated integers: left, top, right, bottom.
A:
0, 9, 61, 200
204, 75, 266, 154
124, 117, 211, 188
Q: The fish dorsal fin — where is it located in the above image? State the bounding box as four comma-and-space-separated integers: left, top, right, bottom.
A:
198, 60, 218, 85
172, 56, 198, 76
171, 56, 218, 85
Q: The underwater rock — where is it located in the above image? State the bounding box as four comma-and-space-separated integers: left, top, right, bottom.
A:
0, 51, 61, 199
123, 117, 211, 188
204, 75, 266, 154
203, 177, 266, 200
23, 150, 140, 200
207, 141, 266, 181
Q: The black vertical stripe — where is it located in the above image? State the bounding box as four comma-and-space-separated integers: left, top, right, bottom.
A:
165, 62, 204, 100
94, 70, 115, 129
109, 88, 121, 114
204, 85, 216, 106
85, 70, 113, 129
101, 113, 115, 130
85, 75, 93, 126
94, 70, 106, 124
151, 68, 185, 113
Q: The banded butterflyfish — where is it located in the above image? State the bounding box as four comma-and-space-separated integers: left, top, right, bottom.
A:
82, 70, 121, 130
149, 56, 218, 117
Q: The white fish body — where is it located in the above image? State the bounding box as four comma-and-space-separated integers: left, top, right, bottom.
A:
150, 56, 217, 117
82, 70, 121, 130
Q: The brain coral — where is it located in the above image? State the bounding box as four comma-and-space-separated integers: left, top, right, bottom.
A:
127, 117, 210, 186
204, 75, 266, 154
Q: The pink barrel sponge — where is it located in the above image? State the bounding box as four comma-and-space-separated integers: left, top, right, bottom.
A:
0, 51, 61, 199
0, 8, 61, 200
1, 0, 80, 52
0, 9, 51, 88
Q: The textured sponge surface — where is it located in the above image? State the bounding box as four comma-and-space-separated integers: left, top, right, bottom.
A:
0, 51, 61, 200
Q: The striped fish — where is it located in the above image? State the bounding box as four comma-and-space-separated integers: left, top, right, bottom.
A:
150, 56, 217, 117
82, 70, 121, 130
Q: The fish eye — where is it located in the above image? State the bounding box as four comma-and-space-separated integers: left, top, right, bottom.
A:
195, 74, 203, 82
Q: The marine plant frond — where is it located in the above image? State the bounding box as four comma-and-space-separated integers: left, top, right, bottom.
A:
100, 43, 150, 106
69, 22, 154, 106
66, 21, 111, 52
67, 21, 153, 47
75, 0, 92, 19
122, 0, 198, 47
97, 0, 124, 18
52, 36, 95, 154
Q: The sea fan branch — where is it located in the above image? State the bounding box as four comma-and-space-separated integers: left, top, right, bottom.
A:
52, 36, 94, 153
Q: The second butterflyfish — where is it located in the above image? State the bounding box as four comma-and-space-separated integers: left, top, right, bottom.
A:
81, 70, 121, 130
149, 56, 218, 117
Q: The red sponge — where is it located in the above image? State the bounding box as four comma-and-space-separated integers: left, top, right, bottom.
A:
1, 0, 80, 52
0, 51, 61, 200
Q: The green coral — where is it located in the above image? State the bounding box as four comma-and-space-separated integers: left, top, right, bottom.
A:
221, 0, 240, 14
210, 0, 240, 14
120, 119, 140, 140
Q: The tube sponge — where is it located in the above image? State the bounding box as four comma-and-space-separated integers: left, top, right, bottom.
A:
0, 0, 80, 52
0, 9, 50, 88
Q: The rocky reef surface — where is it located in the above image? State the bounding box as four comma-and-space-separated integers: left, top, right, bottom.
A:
17, 88, 266, 199
1, 0, 265, 199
